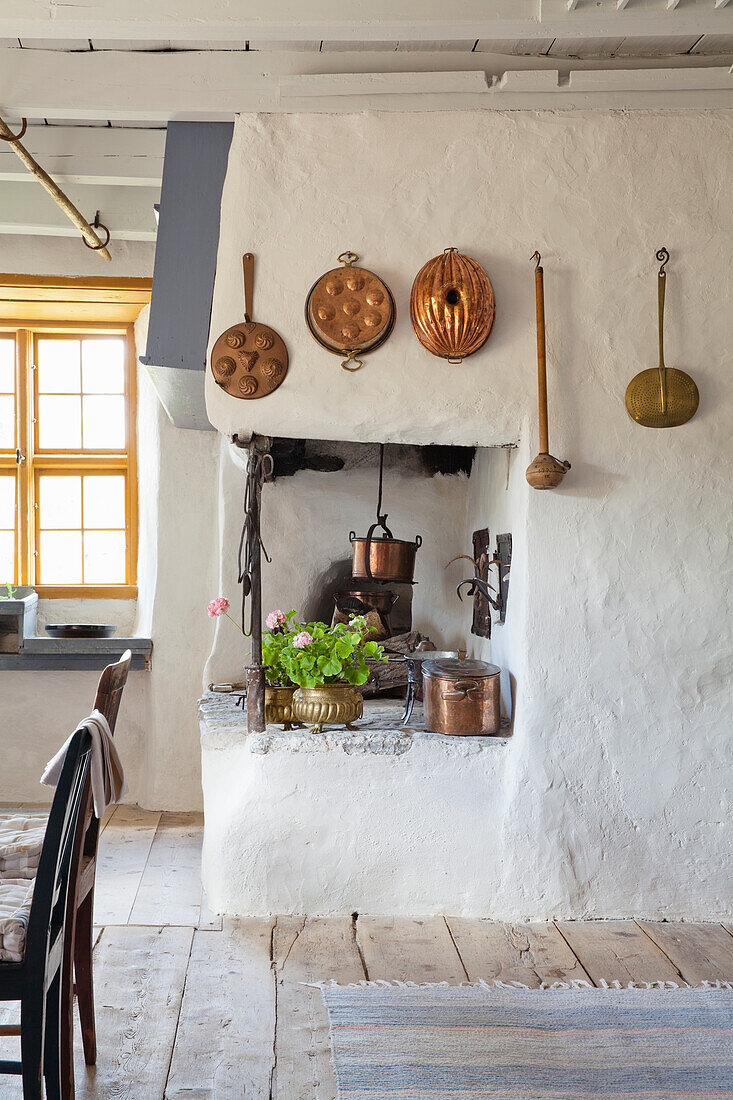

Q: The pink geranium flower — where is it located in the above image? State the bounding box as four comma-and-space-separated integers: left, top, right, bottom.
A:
266, 609, 287, 631
293, 631, 314, 649
207, 596, 230, 618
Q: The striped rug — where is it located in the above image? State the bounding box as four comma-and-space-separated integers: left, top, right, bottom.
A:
319, 981, 733, 1098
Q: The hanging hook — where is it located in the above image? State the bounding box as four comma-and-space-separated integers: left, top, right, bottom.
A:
0, 118, 27, 142
82, 215, 110, 251
530, 250, 542, 271
656, 247, 670, 277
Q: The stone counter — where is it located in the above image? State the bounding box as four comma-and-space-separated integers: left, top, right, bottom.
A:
199, 692, 510, 918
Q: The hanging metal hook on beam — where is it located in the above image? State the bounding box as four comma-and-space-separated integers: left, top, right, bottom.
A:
0, 114, 112, 261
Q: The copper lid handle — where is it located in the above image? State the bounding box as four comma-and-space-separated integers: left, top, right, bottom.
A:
243, 252, 255, 323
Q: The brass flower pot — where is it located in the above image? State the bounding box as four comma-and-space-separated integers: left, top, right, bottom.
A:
292, 684, 363, 734
265, 685, 302, 730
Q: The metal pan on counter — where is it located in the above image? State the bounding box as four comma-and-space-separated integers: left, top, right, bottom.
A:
45, 624, 116, 639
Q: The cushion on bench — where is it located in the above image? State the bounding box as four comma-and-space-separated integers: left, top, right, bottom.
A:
0, 878, 34, 962
0, 814, 46, 880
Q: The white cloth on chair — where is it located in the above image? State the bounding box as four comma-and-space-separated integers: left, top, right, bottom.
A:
0, 877, 34, 962
0, 815, 46, 880
41, 710, 127, 819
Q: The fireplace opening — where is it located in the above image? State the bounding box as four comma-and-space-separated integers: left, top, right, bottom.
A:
255, 436, 488, 700
267, 437, 475, 480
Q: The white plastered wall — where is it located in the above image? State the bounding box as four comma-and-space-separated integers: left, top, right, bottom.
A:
202, 109, 732, 918
0, 236, 219, 810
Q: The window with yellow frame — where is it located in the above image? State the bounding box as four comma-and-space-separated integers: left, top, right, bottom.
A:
0, 276, 151, 599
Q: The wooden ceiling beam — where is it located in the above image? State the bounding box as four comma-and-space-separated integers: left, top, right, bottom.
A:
1, 46, 732, 121
2, 3, 733, 44
0, 126, 164, 187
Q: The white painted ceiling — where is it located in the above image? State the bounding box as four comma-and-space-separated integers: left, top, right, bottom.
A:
1, 0, 731, 243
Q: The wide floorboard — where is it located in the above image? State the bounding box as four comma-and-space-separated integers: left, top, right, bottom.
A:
1, 807, 731, 1098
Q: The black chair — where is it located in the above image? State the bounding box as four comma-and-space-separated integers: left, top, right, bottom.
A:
0, 727, 92, 1099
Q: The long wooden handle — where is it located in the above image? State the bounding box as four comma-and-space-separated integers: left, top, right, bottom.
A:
535, 265, 549, 454
243, 253, 255, 322
657, 270, 668, 416
0, 115, 111, 261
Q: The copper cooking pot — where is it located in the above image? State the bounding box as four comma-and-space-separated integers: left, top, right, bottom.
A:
334, 588, 399, 626
423, 656, 501, 736
350, 528, 422, 584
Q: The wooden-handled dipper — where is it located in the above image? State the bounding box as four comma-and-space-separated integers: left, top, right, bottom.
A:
525, 251, 571, 490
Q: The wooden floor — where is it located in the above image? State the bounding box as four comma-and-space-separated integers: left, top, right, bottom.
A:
2, 806, 733, 1098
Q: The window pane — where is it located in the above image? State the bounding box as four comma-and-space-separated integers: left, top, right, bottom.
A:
0, 395, 14, 450
37, 339, 81, 393
40, 530, 82, 584
0, 338, 14, 393
39, 475, 82, 530
84, 530, 126, 584
82, 338, 125, 394
0, 531, 14, 585
83, 475, 125, 529
0, 475, 16, 530
82, 395, 125, 450
38, 395, 82, 449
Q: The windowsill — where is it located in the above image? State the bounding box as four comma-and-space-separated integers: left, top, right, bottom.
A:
34, 586, 138, 600
0, 636, 152, 671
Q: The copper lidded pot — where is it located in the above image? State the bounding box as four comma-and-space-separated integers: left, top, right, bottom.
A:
422, 657, 501, 736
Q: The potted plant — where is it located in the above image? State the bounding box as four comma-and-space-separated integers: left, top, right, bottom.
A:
262, 609, 303, 729
207, 599, 302, 729
0, 584, 38, 653
279, 616, 387, 733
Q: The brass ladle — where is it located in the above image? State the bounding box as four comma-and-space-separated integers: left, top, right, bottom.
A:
625, 248, 699, 429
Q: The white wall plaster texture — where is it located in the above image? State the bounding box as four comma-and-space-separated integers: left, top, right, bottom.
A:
1, 293, 220, 811
201, 109, 731, 918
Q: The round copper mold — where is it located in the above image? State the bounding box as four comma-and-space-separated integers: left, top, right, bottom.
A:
410, 248, 495, 363
255, 331, 274, 351
305, 254, 396, 366
214, 355, 237, 380
209, 253, 290, 400
211, 323, 288, 401
261, 357, 284, 380
238, 375, 259, 397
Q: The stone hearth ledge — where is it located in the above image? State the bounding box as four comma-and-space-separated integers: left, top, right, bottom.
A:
198, 691, 509, 754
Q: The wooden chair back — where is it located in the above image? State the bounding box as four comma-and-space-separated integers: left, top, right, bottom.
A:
93, 649, 132, 735
24, 728, 92, 991
79, 649, 131, 865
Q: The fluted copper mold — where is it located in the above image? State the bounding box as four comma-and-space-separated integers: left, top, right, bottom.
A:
410, 248, 495, 363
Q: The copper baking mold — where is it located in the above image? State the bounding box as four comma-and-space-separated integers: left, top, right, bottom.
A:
211, 253, 289, 400
305, 251, 396, 371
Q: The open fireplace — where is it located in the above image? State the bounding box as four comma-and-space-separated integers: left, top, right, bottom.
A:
227, 431, 511, 734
